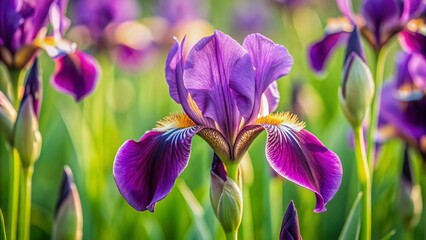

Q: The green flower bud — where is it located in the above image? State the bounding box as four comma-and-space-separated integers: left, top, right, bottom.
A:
13, 97, 41, 168
210, 156, 243, 234
339, 54, 374, 127
53, 166, 83, 240
0, 91, 16, 145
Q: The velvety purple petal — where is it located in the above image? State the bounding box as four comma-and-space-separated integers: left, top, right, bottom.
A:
51, 50, 100, 101
343, 26, 366, 64
113, 126, 203, 211
361, 0, 399, 45
308, 32, 350, 73
184, 30, 255, 140
280, 201, 302, 240
399, 30, 426, 59
260, 124, 342, 212
242, 33, 293, 120
0, 0, 21, 49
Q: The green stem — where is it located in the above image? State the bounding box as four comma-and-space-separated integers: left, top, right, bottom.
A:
367, 47, 387, 171
226, 163, 240, 185
353, 127, 371, 240
7, 149, 20, 240
18, 166, 33, 240
225, 231, 238, 240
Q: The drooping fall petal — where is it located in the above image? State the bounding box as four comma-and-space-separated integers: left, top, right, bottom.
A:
257, 113, 342, 212
51, 50, 100, 101
308, 32, 350, 73
113, 114, 203, 211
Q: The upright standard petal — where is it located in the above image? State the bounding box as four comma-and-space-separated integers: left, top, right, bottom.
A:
51, 50, 100, 101
0, 0, 21, 50
242, 33, 293, 121
308, 32, 350, 73
280, 201, 302, 240
184, 31, 255, 140
113, 114, 203, 211
257, 113, 342, 212
337, 0, 356, 23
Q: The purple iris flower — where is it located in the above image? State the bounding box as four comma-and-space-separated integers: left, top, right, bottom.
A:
308, 0, 426, 73
378, 51, 426, 161
0, 0, 99, 101
280, 201, 302, 240
113, 31, 342, 213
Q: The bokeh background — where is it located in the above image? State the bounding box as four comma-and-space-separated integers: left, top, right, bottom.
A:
1, 0, 425, 239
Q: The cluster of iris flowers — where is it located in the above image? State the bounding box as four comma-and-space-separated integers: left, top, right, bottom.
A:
0, 0, 425, 239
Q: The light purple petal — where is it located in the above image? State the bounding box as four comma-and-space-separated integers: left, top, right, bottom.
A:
29, 0, 55, 39
51, 50, 100, 101
263, 81, 280, 114
113, 126, 203, 211
337, 0, 356, 23
399, 30, 426, 59
242, 33, 293, 120
184, 30, 255, 140
260, 124, 342, 212
308, 32, 350, 73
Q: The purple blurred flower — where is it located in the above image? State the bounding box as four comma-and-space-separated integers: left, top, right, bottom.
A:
0, 0, 100, 101
308, 0, 426, 73
378, 51, 426, 161
280, 201, 302, 240
231, 1, 271, 38
113, 31, 342, 213
69, 0, 158, 71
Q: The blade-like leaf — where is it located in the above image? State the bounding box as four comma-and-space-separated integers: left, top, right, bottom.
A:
380, 230, 396, 240
338, 192, 362, 240
0, 209, 6, 240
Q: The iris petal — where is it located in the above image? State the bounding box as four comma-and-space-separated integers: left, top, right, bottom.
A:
113, 115, 203, 211
280, 201, 302, 240
308, 32, 350, 74
399, 30, 426, 59
183, 30, 255, 140
51, 50, 99, 101
242, 33, 293, 120
257, 113, 342, 212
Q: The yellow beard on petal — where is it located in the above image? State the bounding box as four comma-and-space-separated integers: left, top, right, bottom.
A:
155, 113, 195, 131
256, 112, 305, 132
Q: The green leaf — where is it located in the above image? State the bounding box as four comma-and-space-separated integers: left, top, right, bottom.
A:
339, 192, 362, 240
380, 229, 396, 240
0, 208, 6, 240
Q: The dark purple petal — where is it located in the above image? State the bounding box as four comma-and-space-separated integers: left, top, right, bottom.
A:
242, 33, 293, 121
259, 123, 342, 212
22, 59, 42, 118
113, 126, 203, 211
184, 31, 255, 140
0, 0, 21, 50
344, 26, 366, 64
361, 0, 399, 45
308, 31, 350, 73
280, 201, 302, 240
401, 0, 425, 21
51, 50, 100, 101
399, 30, 426, 59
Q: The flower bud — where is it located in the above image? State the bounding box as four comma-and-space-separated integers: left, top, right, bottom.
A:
398, 151, 422, 229
280, 201, 302, 240
210, 155, 243, 234
339, 54, 374, 127
53, 166, 83, 240
0, 91, 16, 145
13, 60, 42, 167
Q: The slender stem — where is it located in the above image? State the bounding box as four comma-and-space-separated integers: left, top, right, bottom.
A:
366, 47, 388, 171
8, 68, 23, 108
7, 149, 20, 240
226, 163, 240, 185
353, 127, 371, 240
18, 166, 33, 240
225, 231, 238, 240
